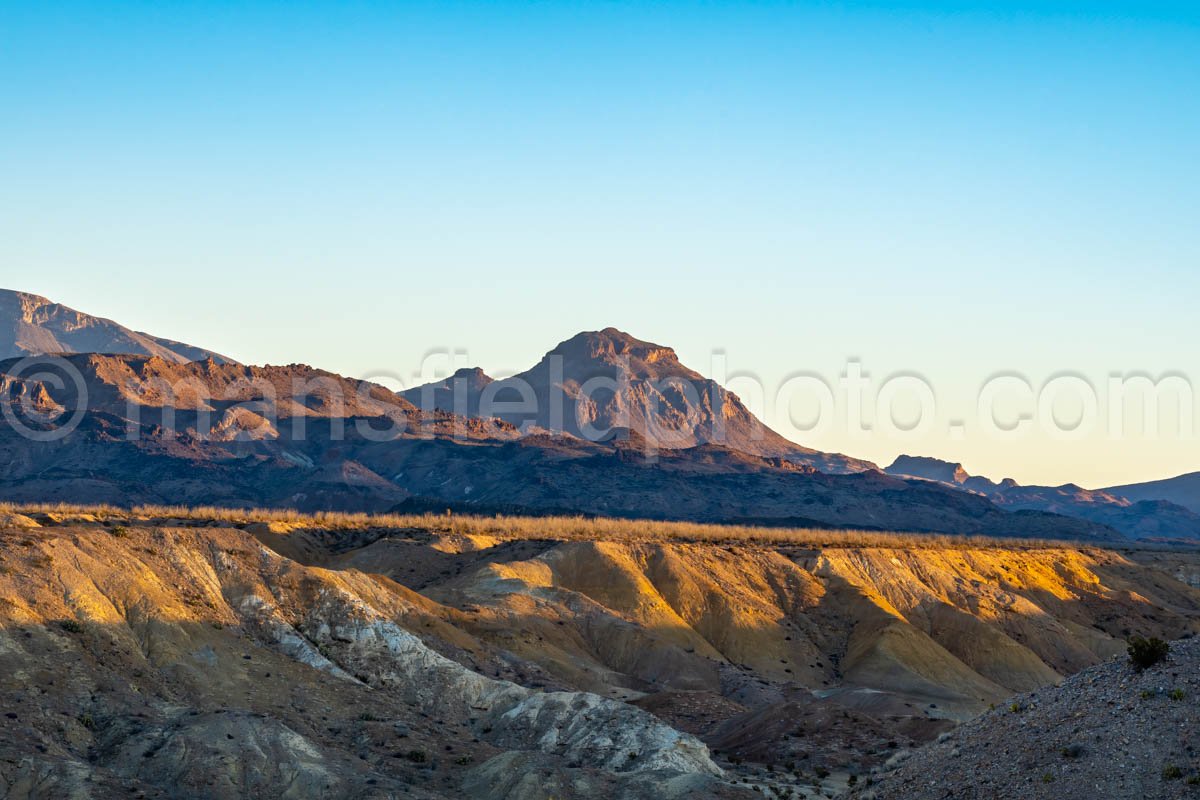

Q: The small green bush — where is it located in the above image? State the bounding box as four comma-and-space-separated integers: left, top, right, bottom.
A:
1128, 636, 1170, 670
58, 619, 84, 634
404, 750, 427, 763
1162, 764, 1183, 781
1168, 688, 1185, 701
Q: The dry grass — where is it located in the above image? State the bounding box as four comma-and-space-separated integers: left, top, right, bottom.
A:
0, 500, 1132, 551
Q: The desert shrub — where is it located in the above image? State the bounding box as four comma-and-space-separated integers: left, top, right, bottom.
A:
58, 619, 84, 634
1128, 636, 1170, 670
1168, 688, 1185, 701
404, 749, 427, 763
1060, 743, 1086, 759
1163, 764, 1183, 780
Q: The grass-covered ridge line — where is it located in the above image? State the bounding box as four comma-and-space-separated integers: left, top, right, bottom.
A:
1, 500, 1173, 552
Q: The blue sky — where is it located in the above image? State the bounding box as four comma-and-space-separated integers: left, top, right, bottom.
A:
2, 1, 1197, 486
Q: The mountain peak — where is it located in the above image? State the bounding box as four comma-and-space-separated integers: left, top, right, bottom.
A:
399, 366, 494, 415
551, 328, 682, 371
450, 366, 493, 384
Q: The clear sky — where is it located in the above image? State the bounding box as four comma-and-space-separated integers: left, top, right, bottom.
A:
2, 1, 1197, 488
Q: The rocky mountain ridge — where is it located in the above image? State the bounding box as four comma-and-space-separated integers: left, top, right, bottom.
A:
0, 289, 234, 365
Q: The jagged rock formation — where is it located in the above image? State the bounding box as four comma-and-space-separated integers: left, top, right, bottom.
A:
0, 289, 234, 364
887, 455, 1200, 541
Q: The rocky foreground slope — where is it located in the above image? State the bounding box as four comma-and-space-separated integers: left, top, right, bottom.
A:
854, 637, 1200, 799
2, 509, 1198, 798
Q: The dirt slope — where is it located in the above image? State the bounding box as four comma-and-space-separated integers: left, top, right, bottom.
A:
854, 637, 1200, 799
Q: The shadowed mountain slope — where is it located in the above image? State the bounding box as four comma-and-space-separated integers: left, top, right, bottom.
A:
400, 367, 494, 416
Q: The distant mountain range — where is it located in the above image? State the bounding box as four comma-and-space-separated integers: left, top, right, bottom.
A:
1, 287, 1195, 540
886, 455, 1200, 541
0, 349, 1114, 539
0, 289, 234, 364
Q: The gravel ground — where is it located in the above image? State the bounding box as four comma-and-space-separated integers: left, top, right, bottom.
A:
852, 637, 1200, 800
